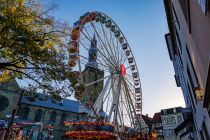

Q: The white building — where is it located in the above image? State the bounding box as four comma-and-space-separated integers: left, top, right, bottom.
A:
161, 107, 184, 140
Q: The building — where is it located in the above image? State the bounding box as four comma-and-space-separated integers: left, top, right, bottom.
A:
81, 35, 104, 105
161, 107, 184, 140
174, 108, 194, 140
140, 114, 152, 135
164, 0, 210, 139
152, 112, 164, 140
0, 80, 102, 139
0, 80, 84, 139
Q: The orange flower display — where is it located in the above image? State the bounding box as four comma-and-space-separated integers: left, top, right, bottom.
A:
64, 121, 117, 139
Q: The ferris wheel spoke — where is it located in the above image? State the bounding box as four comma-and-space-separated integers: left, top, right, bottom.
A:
103, 75, 117, 104
113, 36, 120, 68
100, 23, 119, 67
121, 84, 136, 128
123, 77, 137, 99
78, 54, 111, 72
81, 30, 116, 70
119, 49, 126, 66
90, 21, 118, 70
110, 36, 118, 66
92, 75, 112, 115
79, 40, 114, 71
108, 75, 122, 124
85, 74, 112, 87
117, 95, 125, 130
122, 98, 133, 126
122, 78, 141, 129
83, 26, 94, 40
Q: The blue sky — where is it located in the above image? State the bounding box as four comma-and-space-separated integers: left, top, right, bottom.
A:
43, 0, 185, 117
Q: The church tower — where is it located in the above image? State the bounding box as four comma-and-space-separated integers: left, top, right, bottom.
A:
82, 35, 104, 106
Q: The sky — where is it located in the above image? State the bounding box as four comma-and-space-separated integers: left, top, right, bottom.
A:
43, 0, 185, 117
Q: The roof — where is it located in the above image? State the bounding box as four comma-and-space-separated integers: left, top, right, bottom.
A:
152, 112, 161, 123
21, 96, 80, 113
0, 79, 81, 113
141, 115, 152, 127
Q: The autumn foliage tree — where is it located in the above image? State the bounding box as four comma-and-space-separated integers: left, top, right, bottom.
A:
0, 0, 79, 99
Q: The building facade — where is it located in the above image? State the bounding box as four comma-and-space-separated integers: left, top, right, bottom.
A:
164, 0, 210, 139
0, 80, 83, 139
152, 112, 164, 140
161, 107, 184, 140
140, 114, 152, 135
174, 108, 194, 140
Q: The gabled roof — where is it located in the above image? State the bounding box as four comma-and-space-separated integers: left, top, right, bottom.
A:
141, 115, 152, 127
152, 112, 161, 123
21, 96, 80, 113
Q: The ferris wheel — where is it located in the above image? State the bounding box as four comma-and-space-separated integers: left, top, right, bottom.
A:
69, 11, 142, 131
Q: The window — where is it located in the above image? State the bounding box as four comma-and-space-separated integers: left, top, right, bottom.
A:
163, 110, 167, 115
34, 109, 43, 122
196, 0, 208, 14
177, 115, 183, 124
162, 118, 166, 125
49, 111, 57, 123
20, 107, 30, 120
173, 108, 177, 113
171, 116, 176, 124
164, 129, 174, 136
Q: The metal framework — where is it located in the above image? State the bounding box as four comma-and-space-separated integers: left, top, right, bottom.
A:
70, 11, 143, 132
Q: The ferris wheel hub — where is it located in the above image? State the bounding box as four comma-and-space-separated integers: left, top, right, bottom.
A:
120, 64, 126, 76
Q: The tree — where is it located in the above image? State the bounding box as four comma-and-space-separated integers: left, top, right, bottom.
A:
0, 0, 80, 99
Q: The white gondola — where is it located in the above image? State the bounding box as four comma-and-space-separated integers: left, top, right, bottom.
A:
132, 72, 138, 78
131, 65, 135, 71
122, 43, 128, 50
128, 57, 133, 63
125, 50, 130, 56
135, 88, 141, 93
118, 36, 124, 44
